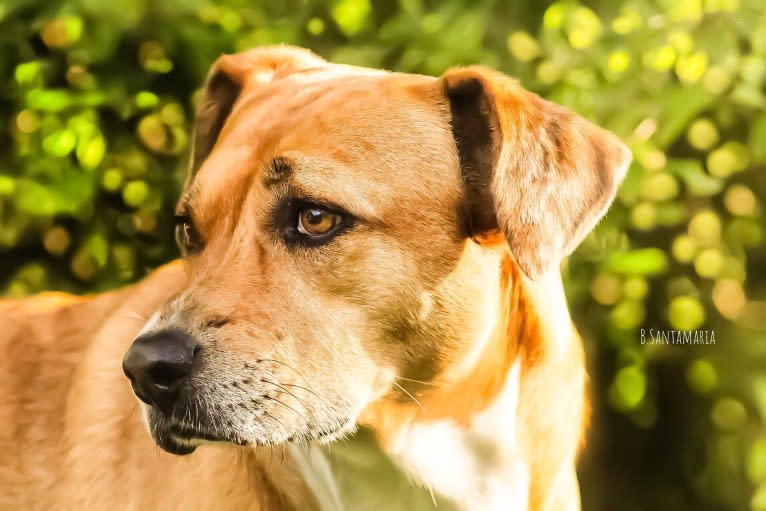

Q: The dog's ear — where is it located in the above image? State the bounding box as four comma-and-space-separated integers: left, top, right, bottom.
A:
440, 66, 631, 279
187, 46, 326, 183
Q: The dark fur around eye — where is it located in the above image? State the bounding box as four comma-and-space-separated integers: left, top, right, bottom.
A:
174, 214, 203, 255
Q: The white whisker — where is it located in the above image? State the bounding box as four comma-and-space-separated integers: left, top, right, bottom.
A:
392, 381, 426, 412
395, 375, 438, 387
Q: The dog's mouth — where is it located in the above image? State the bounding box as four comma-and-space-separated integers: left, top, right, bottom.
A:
154, 423, 248, 455
145, 403, 357, 456
146, 405, 250, 455
153, 420, 353, 455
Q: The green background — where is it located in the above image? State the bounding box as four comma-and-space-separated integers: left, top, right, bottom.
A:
1, 0, 765, 509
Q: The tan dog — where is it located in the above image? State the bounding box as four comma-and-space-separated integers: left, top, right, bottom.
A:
0, 46, 630, 511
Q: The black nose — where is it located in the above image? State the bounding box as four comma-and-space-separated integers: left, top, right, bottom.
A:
122, 329, 199, 414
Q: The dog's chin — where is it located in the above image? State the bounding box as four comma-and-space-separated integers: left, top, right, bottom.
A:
143, 405, 358, 456
144, 407, 247, 456
155, 431, 200, 456
149, 420, 248, 456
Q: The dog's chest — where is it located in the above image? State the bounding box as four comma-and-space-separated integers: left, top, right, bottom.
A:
291, 360, 529, 511
291, 423, 528, 511
291, 430, 458, 511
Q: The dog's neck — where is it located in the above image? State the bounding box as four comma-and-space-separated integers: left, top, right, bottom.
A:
339, 254, 584, 511
375, 360, 528, 511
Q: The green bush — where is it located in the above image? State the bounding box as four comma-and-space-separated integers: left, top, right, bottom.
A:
1, 1, 764, 509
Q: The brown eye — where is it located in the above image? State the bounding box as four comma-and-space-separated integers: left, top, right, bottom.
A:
297, 208, 343, 236
174, 215, 202, 254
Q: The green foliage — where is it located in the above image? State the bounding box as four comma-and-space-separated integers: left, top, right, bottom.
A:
1, 0, 764, 509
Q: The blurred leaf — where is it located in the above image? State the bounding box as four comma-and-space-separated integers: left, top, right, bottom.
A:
332, 0, 371, 36
654, 202, 687, 226
15, 61, 42, 86
687, 359, 718, 394
609, 365, 646, 411
42, 129, 77, 157
0, 176, 15, 196
26, 90, 74, 112
41, 16, 84, 48
122, 180, 149, 207
668, 295, 706, 329
749, 113, 766, 163
508, 31, 540, 62
135, 91, 159, 109
749, 438, 766, 484
26, 89, 107, 112
606, 248, 668, 276
653, 85, 715, 148
666, 159, 723, 196
15, 172, 94, 217
76, 132, 106, 169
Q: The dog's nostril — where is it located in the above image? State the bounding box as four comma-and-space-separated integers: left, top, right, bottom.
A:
148, 361, 193, 388
122, 329, 199, 414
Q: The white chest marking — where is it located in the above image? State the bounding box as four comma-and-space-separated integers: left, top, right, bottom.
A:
388, 360, 528, 511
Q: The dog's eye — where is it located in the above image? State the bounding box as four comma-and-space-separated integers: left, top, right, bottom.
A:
174, 215, 203, 255
297, 207, 343, 236
275, 200, 352, 247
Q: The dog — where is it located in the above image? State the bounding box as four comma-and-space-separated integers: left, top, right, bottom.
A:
0, 45, 630, 510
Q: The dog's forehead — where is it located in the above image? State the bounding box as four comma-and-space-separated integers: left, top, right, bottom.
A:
232, 69, 444, 154
192, 69, 460, 210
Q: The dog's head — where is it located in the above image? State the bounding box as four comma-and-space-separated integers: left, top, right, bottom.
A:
122, 46, 630, 455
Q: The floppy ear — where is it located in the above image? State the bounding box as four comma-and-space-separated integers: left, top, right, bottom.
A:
441, 66, 631, 279
186, 45, 326, 184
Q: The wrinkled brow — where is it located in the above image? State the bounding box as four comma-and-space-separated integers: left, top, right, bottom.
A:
262, 156, 293, 188
177, 187, 199, 214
